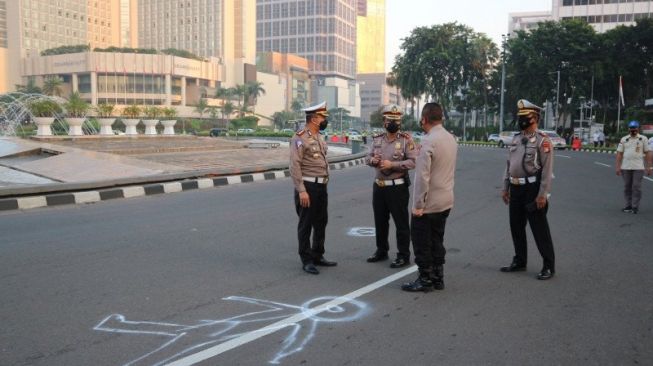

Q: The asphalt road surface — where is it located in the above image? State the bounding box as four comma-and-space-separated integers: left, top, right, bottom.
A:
1, 146, 651, 366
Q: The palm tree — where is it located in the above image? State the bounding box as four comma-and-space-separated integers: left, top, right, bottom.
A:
245, 81, 266, 112
43, 76, 64, 97
215, 87, 231, 106
15, 77, 42, 94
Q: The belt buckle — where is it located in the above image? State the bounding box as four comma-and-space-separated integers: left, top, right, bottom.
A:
323, 177, 329, 184
376, 179, 385, 187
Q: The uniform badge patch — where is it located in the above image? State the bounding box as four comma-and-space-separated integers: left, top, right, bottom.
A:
295, 140, 303, 149
409, 142, 415, 150
542, 139, 551, 153
395, 142, 401, 149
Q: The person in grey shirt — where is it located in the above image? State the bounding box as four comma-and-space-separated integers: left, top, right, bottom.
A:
402, 102, 458, 292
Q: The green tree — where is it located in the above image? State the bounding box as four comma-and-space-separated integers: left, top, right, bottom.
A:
64, 92, 91, 117
272, 110, 297, 130
194, 98, 208, 119
369, 106, 384, 128
222, 102, 235, 128
245, 81, 266, 112
16, 77, 42, 94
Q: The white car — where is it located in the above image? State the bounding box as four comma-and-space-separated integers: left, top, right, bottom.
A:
488, 133, 500, 143
237, 128, 255, 134
497, 131, 519, 147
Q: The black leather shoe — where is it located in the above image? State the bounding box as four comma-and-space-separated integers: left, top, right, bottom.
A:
366, 253, 389, 263
537, 268, 554, 280
315, 257, 337, 266
500, 262, 527, 272
401, 276, 433, 292
390, 257, 410, 268
302, 263, 319, 275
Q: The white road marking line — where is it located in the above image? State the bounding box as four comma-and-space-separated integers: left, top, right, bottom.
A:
594, 162, 611, 168
165, 266, 418, 366
556, 154, 571, 159
645, 177, 653, 182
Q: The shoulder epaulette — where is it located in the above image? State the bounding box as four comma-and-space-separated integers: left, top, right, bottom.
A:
537, 131, 547, 137
296, 130, 306, 136
398, 132, 411, 139
373, 133, 384, 138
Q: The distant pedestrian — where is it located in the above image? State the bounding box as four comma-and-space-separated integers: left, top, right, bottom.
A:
289, 101, 337, 275
598, 130, 605, 147
365, 104, 417, 269
402, 102, 457, 292
500, 99, 556, 281
615, 120, 652, 214
593, 131, 600, 148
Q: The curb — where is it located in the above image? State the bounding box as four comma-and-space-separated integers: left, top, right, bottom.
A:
0, 158, 366, 212
458, 143, 618, 154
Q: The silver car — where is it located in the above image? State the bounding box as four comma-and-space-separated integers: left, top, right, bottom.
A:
497, 131, 519, 148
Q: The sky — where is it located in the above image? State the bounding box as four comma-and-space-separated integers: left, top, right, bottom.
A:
385, 0, 553, 72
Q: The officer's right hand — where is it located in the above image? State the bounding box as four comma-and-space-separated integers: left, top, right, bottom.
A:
615, 169, 622, 176
501, 190, 510, 205
299, 191, 310, 207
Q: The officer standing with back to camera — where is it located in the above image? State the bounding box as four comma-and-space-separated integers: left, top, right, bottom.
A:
289, 101, 337, 275
500, 99, 556, 280
365, 104, 417, 268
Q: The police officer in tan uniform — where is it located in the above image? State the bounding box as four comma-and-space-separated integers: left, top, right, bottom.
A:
290, 102, 337, 275
401, 102, 457, 292
366, 104, 418, 268
500, 99, 556, 280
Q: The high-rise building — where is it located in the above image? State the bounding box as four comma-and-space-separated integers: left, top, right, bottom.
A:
137, 0, 256, 87
357, 72, 401, 126
256, 0, 360, 117
356, 0, 384, 74
120, 0, 138, 48
256, 0, 357, 80
1, 0, 124, 93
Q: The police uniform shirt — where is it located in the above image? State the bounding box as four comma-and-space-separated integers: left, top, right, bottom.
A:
503, 130, 554, 197
366, 132, 417, 179
289, 129, 329, 193
617, 133, 650, 170
412, 125, 458, 214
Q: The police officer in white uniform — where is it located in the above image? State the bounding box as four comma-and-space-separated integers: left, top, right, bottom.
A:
616, 120, 652, 214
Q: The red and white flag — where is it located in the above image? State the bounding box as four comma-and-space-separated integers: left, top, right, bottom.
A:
619, 75, 625, 107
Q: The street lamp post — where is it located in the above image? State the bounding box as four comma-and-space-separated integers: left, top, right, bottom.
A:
499, 33, 509, 133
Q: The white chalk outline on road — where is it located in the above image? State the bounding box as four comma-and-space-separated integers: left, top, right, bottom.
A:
594, 162, 611, 168
165, 266, 417, 366
556, 154, 571, 159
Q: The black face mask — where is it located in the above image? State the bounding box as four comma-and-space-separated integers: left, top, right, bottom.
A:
518, 116, 532, 130
629, 129, 638, 136
385, 121, 400, 133
319, 119, 328, 131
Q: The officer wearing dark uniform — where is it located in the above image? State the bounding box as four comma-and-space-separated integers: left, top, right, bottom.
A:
290, 102, 337, 275
500, 99, 556, 280
365, 104, 417, 268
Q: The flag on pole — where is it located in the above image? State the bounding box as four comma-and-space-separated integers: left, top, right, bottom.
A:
619, 75, 625, 107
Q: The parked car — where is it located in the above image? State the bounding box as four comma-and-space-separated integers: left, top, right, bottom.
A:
488, 133, 500, 143
280, 128, 295, 134
237, 128, 255, 134
209, 128, 228, 137
497, 131, 519, 147
541, 130, 567, 149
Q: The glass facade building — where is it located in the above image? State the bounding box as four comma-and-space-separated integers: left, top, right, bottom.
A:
256, 0, 358, 80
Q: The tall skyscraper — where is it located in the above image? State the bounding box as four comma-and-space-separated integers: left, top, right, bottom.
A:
356, 0, 385, 74
1, 0, 124, 93
256, 0, 358, 80
137, 0, 256, 86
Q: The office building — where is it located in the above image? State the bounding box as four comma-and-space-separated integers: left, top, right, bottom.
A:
256, 51, 311, 111
1, 0, 124, 94
357, 72, 401, 127
554, 0, 652, 32
137, 0, 256, 87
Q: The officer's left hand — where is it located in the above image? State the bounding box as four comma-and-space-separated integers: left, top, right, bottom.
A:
536, 196, 547, 210
647, 167, 652, 176
379, 160, 393, 170
412, 208, 424, 217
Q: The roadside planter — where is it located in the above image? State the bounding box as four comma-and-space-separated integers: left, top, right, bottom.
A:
160, 107, 178, 136
143, 106, 161, 136
64, 92, 91, 136
96, 104, 116, 136
34, 117, 55, 136
27, 99, 62, 137
66, 117, 86, 136
121, 105, 142, 135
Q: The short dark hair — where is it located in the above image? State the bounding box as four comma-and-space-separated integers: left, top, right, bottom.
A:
421, 102, 443, 123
